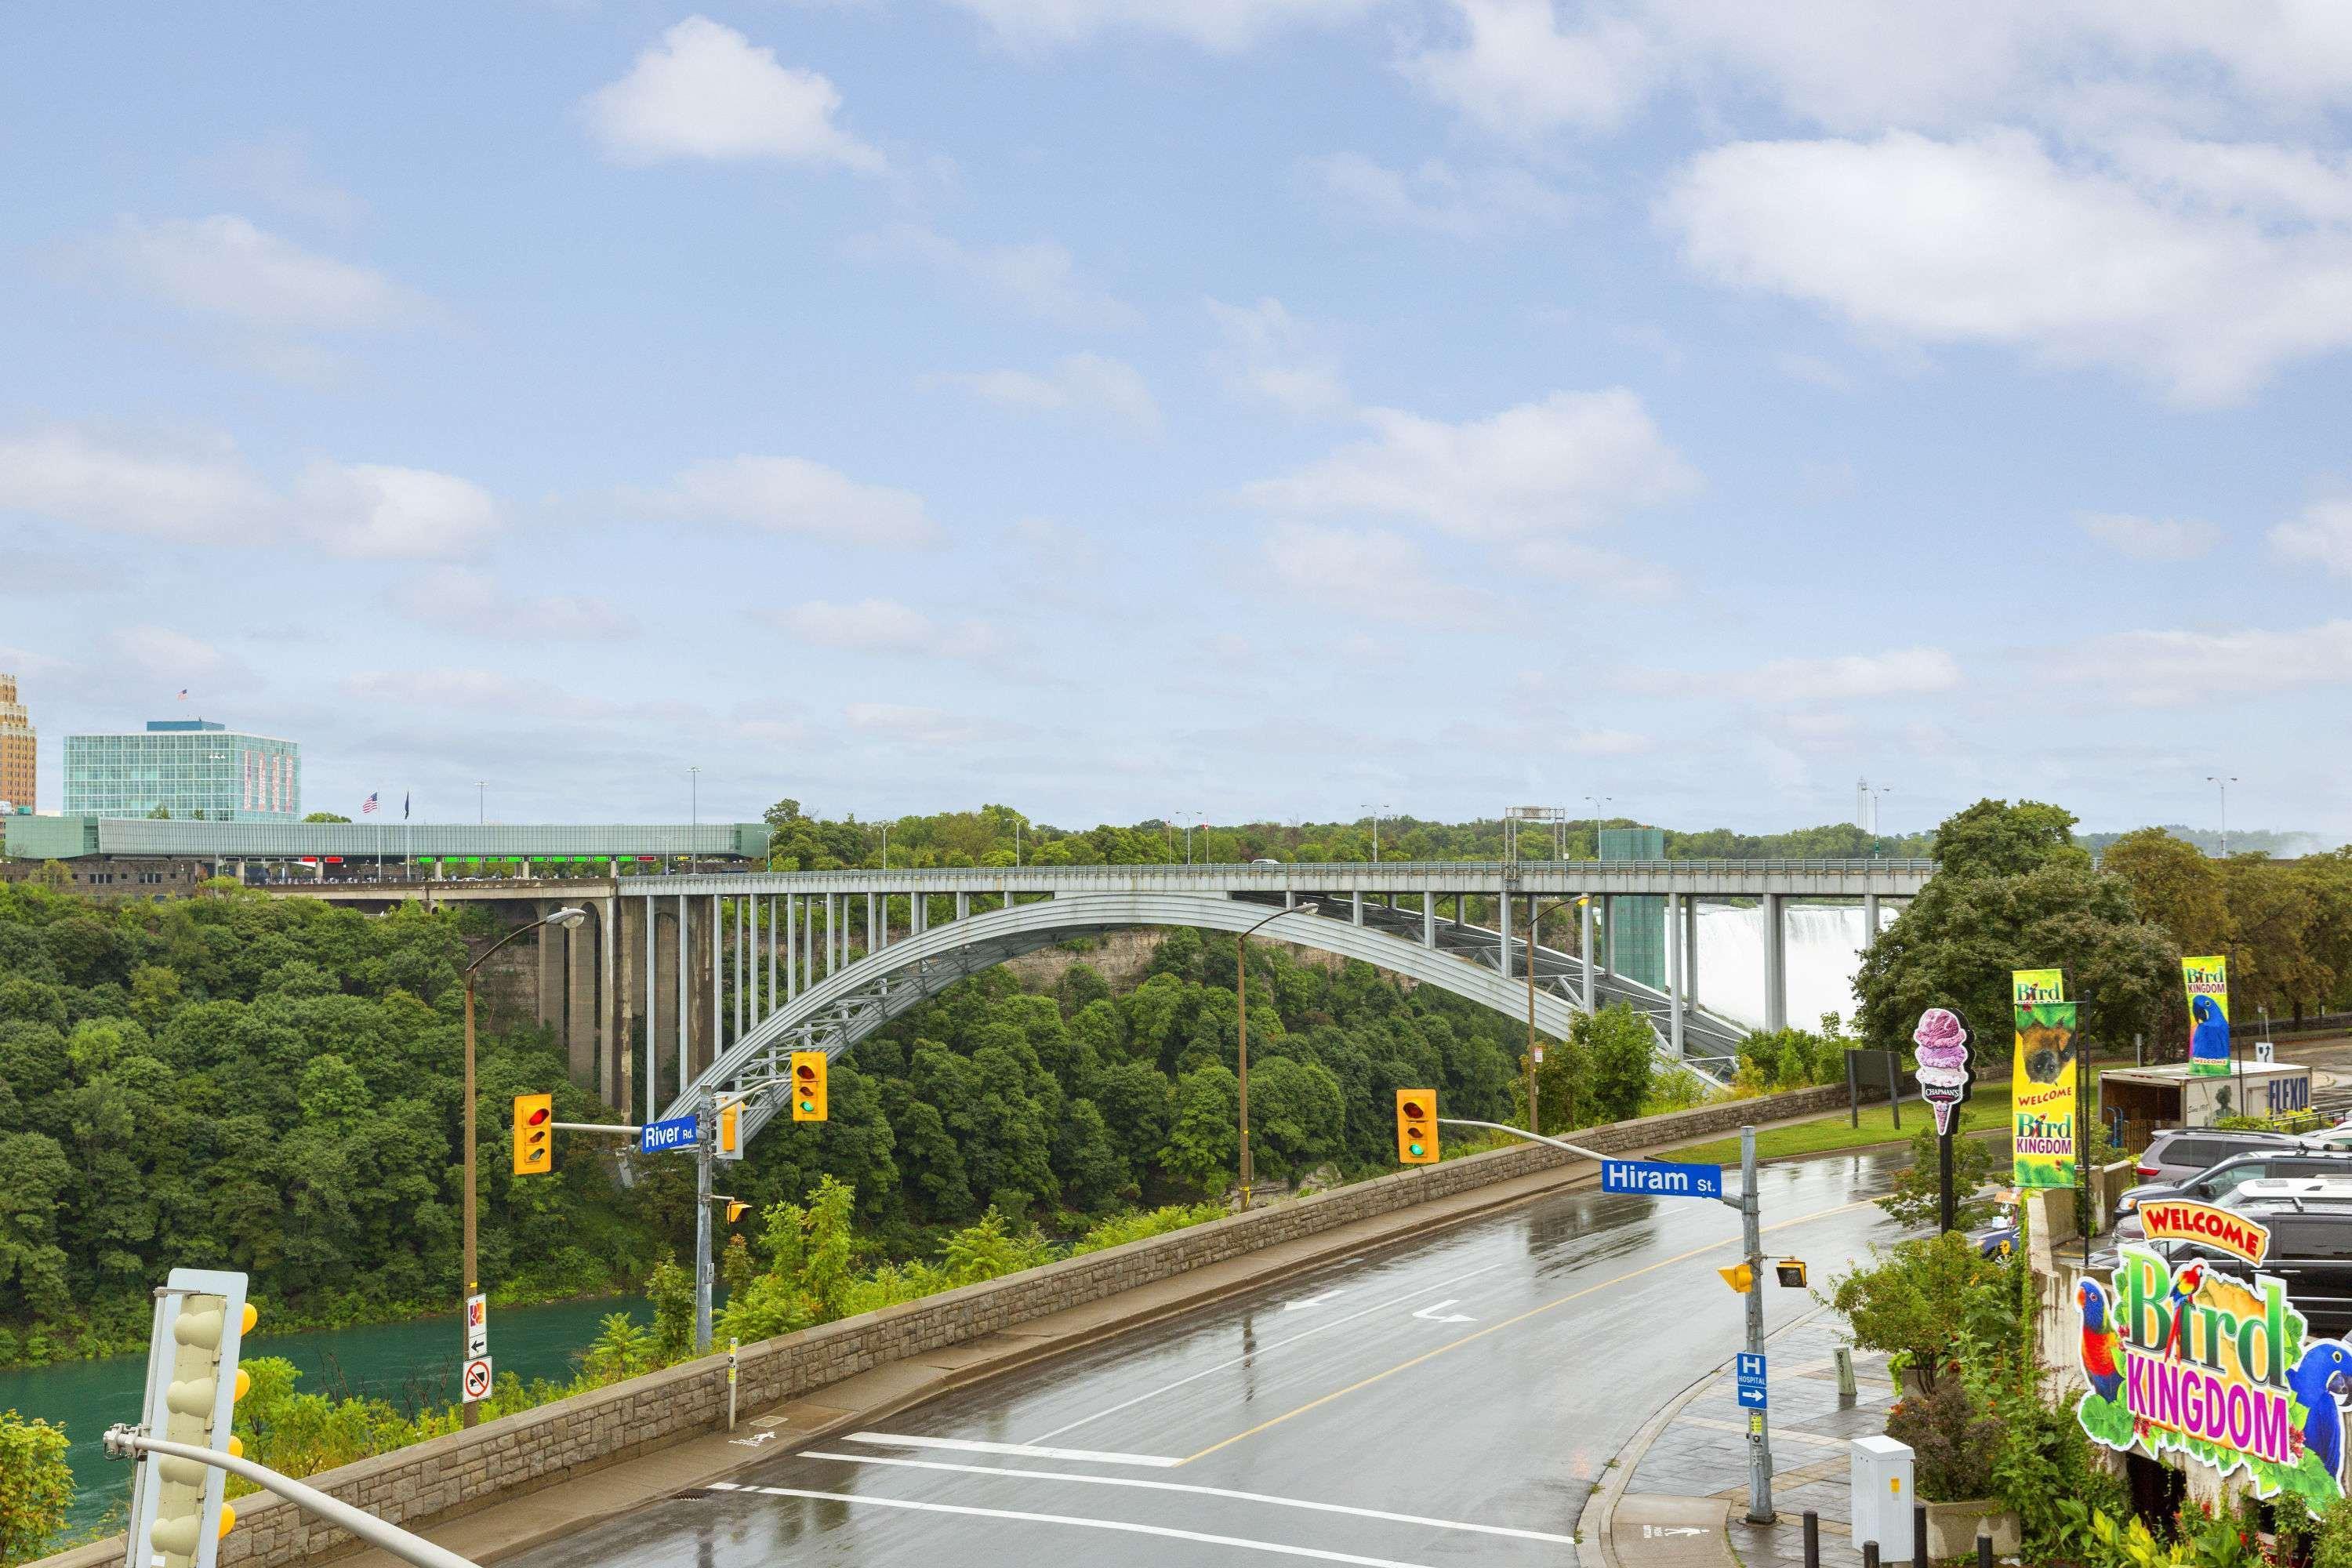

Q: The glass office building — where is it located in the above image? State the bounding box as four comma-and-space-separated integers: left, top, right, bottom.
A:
1598, 825, 1668, 989
63, 720, 302, 822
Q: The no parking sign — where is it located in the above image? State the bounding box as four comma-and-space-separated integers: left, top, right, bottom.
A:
463, 1356, 494, 1403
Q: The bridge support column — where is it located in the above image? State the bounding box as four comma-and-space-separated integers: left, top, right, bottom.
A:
956, 891, 970, 920
673, 893, 688, 1102
535, 906, 561, 1030
1581, 895, 1596, 1010
913, 889, 926, 937
1351, 890, 1363, 926
735, 898, 746, 1042
868, 891, 879, 955
1762, 893, 1787, 1033
602, 892, 619, 1106
1668, 893, 1685, 1059
783, 895, 797, 1001
1684, 895, 1700, 1007
1498, 887, 1512, 979
699, 895, 719, 1075
1422, 895, 1435, 947
565, 909, 594, 1090
1603, 898, 1616, 977
1862, 892, 1880, 951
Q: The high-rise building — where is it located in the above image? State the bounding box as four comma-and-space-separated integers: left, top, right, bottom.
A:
0, 673, 33, 814
63, 719, 301, 822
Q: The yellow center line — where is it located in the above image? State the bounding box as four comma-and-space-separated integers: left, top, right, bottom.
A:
1180, 1196, 1879, 1464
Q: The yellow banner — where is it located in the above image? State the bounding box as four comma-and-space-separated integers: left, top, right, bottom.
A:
2014, 970, 2077, 1189
2184, 956, 2231, 1078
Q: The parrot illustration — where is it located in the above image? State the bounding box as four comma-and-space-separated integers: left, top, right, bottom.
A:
2190, 993, 2232, 1070
2161, 1261, 2207, 1361
2077, 1279, 2124, 1401
2288, 1341, 2352, 1482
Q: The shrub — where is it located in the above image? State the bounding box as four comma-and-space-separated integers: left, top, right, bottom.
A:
0, 1408, 72, 1567
1885, 1377, 2002, 1501
1829, 1231, 2010, 1392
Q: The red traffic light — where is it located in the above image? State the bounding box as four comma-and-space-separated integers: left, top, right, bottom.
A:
527, 1106, 550, 1127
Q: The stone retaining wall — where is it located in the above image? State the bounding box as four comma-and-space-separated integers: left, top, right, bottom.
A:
43, 1078, 1860, 1568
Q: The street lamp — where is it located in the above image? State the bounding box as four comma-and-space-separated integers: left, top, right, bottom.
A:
2206, 775, 2239, 856
460, 905, 586, 1428
688, 766, 701, 875
1525, 897, 1585, 1135
1583, 795, 1612, 856
1360, 802, 1392, 864
1237, 901, 1317, 1210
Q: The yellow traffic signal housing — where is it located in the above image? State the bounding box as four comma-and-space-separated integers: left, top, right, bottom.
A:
1395, 1089, 1439, 1164
791, 1051, 829, 1121
139, 1269, 253, 1568
512, 1094, 554, 1175
1775, 1258, 1808, 1289
725, 1200, 750, 1223
1719, 1264, 1755, 1294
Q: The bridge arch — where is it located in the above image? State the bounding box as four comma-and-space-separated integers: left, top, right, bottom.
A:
662, 891, 1730, 1148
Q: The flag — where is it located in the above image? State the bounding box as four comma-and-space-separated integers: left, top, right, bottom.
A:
177, 688, 189, 701
403, 792, 411, 820
362, 792, 380, 815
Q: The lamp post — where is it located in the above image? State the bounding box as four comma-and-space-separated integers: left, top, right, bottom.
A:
461, 905, 586, 1428
688, 766, 700, 875
2206, 775, 2238, 856
1583, 794, 1612, 854
1524, 898, 1583, 1135
1237, 901, 1317, 1210
1360, 802, 1392, 864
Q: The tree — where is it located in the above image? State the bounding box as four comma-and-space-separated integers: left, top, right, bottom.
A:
1581, 1004, 1656, 1124
1160, 1066, 1239, 1195
1931, 799, 2088, 880
302, 811, 352, 824
2100, 828, 2233, 957
1831, 1231, 2013, 1391
146, 804, 170, 819
1879, 1123, 2002, 1231
0, 1406, 73, 1566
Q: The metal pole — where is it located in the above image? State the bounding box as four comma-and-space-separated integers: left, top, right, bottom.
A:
103, 1432, 483, 1568
728, 1338, 739, 1431
461, 974, 478, 1431
695, 1095, 714, 1354
1802, 1511, 1820, 1568
1938, 1125, 1955, 1235
1743, 1124, 1774, 1523
1237, 927, 1251, 1210
1525, 909, 1539, 1134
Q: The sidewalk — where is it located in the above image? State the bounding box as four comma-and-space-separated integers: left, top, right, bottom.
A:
1592, 1312, 1897, 1568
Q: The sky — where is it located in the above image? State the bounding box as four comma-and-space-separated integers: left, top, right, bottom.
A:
3, 3, 2349, 838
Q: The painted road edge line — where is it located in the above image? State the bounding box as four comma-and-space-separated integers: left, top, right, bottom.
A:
702, 1483, 1437, 1568
798, 1449, 1579, 1544
842, 1431, 1184, 1468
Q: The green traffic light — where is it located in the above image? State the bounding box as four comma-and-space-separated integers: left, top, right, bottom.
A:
1408, 1142, 1425, 1157
799, 1099, 813, 1112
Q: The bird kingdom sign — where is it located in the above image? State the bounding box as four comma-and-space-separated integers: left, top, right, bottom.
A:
2077, 1229, 2352, 1513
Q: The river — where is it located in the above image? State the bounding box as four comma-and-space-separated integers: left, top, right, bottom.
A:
5, 1294, 652, 1540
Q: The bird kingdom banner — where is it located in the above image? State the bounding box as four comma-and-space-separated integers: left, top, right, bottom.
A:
2185, 955, 2232, 1077
2012, 968, 2078, 1189
2076, 1236, 2352, 1513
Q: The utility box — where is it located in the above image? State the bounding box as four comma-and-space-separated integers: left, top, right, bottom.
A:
1851, 1435, 1915, 1559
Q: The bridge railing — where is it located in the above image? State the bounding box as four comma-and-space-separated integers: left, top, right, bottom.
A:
673, 857, 1940, 878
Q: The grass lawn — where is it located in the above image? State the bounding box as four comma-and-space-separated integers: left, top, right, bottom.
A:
1665, 1062, 2122, 1167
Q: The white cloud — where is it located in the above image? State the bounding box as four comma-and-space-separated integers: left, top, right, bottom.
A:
844, 702, 982, 745
1303, 153, 1570, 238
583, 16, 882, 171
927, 352, 1160, 431
1509, 538, 1677, 598
1630, 647, 1963, 702
1406, 0, 1659, 137
394, 567, 639, 641
297, 463, 499, 559
2270, 499, 2352, 575
1662, 129, 2352, 404
0, 427, 269, 541
2078, 511, 2220, 561
194, 137, 366, 227
1240, 389, 1698, 539
111, 626, 232, 686
1261, 525, 1501, 626
936, 0, 1370, 50
646, 456, 941, 546
854, 224, 1138, 329
1207, 297, 1350, 416
768, 597, 1014, 660
2057, 619, 2352, 704
87, 214, 424, 332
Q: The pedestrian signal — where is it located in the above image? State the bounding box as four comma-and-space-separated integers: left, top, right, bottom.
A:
1775, 1259, 1808, 1288
1396, 1089, 1439, 1164
512, 1094, 553, 1175
791, 1051, 828, 1121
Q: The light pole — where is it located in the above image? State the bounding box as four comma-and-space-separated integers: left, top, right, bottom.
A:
477, 781, 485, 826
460, 904, 586, 1428
1583, 795, 1612, 855
1237, 902, 1318, 1210
1361, 802, 1392, 864
1523, 898, 1583, 1134
2207, 775, 2238, 855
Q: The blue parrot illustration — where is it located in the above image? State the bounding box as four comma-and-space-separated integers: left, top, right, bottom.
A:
2077, 1279, 2123, 1401
2190, 993, 2232, 1070
2288, 1341, 2352, 1481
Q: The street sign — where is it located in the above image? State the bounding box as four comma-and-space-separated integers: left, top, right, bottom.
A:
1601, 1159, 1724, 1200
641, 1114, 699, 1153
1736, 1352, 1768, 1410
463, 1356, 493, 1403
464, 1293, 488, 1359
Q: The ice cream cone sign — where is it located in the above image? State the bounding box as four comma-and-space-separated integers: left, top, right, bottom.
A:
1914, 1007, 1975, 1137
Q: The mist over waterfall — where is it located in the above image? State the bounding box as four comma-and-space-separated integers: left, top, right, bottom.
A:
1675, 902, 1885, 1033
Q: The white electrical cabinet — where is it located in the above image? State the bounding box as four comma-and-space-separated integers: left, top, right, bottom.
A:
1851, 1434, 1915, 1558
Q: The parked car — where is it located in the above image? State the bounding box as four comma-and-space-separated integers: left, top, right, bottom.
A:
2115, 1147, 2352, 1239
2100, 1178, 2352, 1341
2130, 1127, 2306, 1189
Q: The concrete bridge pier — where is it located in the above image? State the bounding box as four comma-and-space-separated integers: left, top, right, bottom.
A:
1762, 892, 1787, 1033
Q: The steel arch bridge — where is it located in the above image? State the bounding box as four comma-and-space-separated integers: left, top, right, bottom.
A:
659, 891, 1750, 1149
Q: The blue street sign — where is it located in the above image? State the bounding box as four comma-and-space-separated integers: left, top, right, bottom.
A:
1600, 1159, 1724, 1200
1736, 1352, 1768, 1410
641, 1115, 699, 1154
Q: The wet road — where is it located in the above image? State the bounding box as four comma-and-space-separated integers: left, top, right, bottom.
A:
514, 1152, 1909, 1568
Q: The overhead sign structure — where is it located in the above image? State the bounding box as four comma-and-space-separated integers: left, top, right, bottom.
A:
641, 1115, 699, 1154
463, 1356, 494, 1403
1601, 1159, 1724, 1200
1737, 1352, 1768, 1410
2139, 1203, 2270, 1265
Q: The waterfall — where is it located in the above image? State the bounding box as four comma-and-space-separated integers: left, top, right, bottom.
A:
1679, 902, 1882, 1033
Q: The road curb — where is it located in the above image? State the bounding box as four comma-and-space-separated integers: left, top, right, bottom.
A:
1577, 1301, 1835, 1568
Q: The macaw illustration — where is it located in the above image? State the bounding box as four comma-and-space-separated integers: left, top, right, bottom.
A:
2288, 1341, 2352, 1482
2161, 1261, 2207, 1361
2190, 993, 2232, 1069
2077, 1279, 2124, 1401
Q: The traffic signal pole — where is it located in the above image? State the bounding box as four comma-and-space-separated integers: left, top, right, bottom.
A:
695, 1092, 715, 1355
104, 1430, 482, 1568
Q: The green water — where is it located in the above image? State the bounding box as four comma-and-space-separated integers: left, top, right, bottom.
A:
5, 1294, 652, 1540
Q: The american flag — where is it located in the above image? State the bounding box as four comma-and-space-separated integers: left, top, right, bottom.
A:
361, 792, 380, 815
176, 688, 189, 701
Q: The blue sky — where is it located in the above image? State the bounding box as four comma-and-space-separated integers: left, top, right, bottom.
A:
3, 2, 2349, 837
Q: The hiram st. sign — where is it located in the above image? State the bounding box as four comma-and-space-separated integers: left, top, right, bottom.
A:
1601, 1160, 1724, 1200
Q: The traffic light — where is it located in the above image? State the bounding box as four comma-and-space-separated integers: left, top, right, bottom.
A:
715, 1094, 745, 1160
134, 1268, 252, 1568
791, 1051, 828, 1121
1718, 1264, 1755, 1294
725, 1200, 750, 1223
1395, 1089, 1439, 1164
512, 1093, 553, 1175
1775, 1258, 1809, 1289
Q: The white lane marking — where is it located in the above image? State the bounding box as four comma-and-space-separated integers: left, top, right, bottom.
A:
1283, 1291, 1342, 1311
799, 1449, 1580, 1544
843, 1432, 1181, 1468
707, 1482, 1439, 1568
1409, 1300, 1474, 1323
1023, 1259, 1512, 1443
